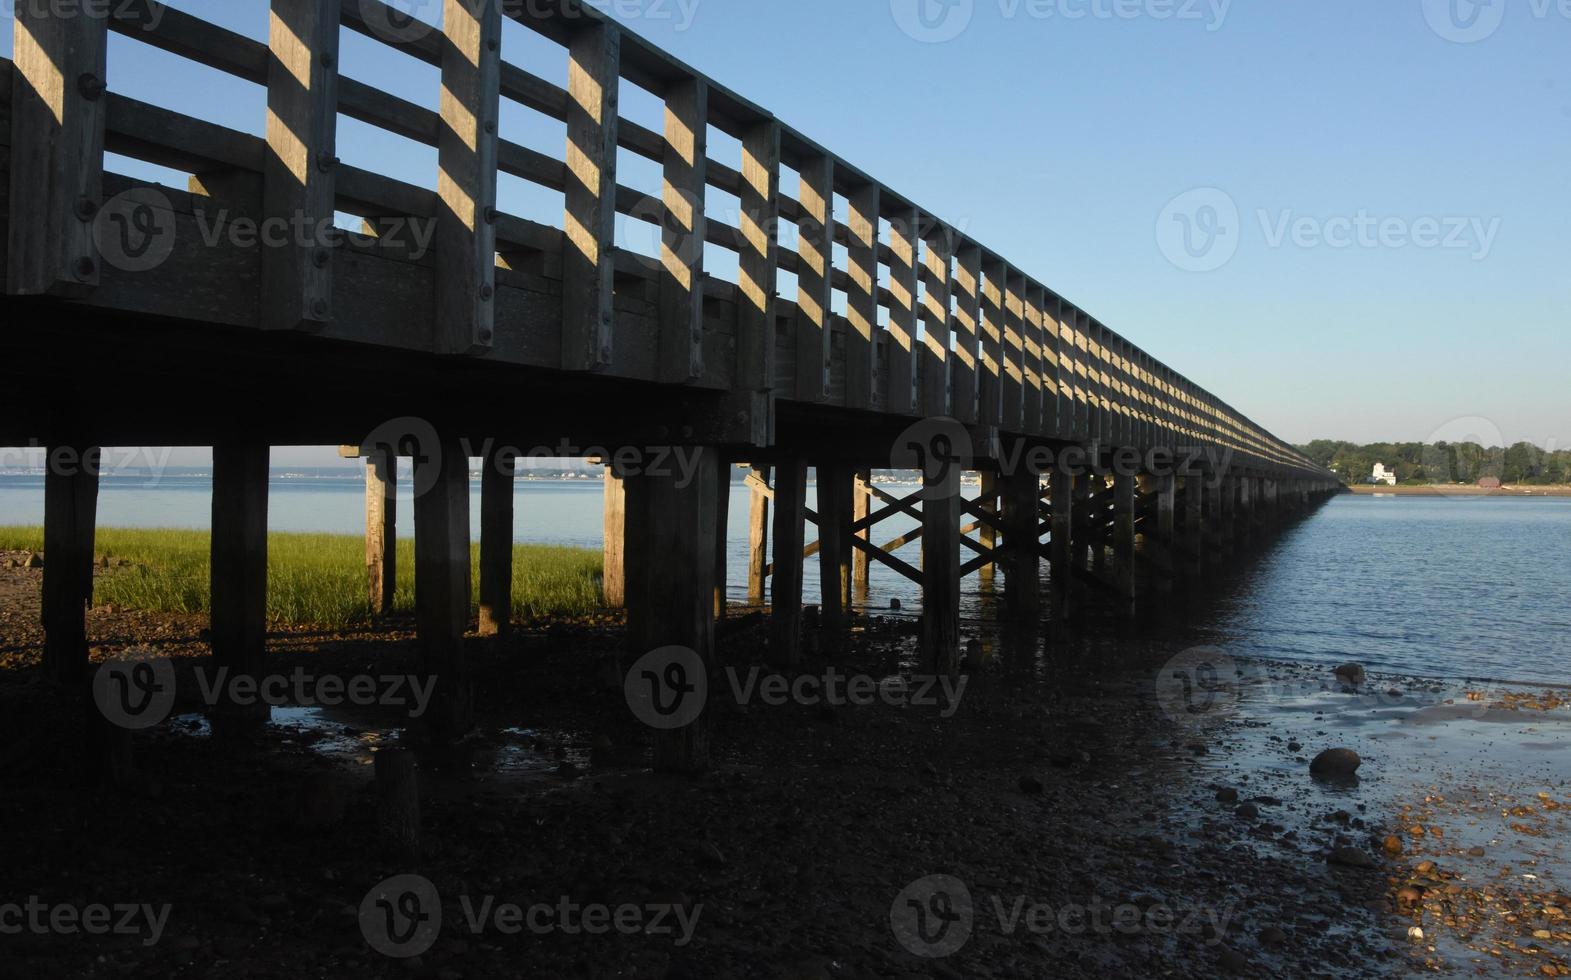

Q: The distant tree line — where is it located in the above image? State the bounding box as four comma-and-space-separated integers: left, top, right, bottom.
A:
1297, 440, 1571, 486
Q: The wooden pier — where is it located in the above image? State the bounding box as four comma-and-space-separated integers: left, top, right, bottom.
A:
0, 0, 1340, 770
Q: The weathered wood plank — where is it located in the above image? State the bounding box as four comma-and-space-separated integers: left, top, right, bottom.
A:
845, 182, 880, 411
659, 77, 707, 383
434, 0, 502, 354
561, 20, 619, 371
8, 4, 108, 295
794, 155, 834, 401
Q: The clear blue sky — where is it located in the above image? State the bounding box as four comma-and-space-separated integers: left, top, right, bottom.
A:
5, 0, 1566, 463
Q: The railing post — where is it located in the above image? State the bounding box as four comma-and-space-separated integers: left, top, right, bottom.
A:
738, 120, 780, 395
659, 77, 707, 383
435, 0, 501, 354
262, 0, 340, 330
951, 243, 982, 424
794, 155, 835, 401
886, 207, 921, 415
920, 224, 953, 418
845, 182, 881, 411
562, 19, 620, 371
1001, 268, 1025, 431
8, 2, 108, 296
1022, 282, 1046, 435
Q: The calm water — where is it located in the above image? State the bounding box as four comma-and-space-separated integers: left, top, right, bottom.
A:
1201, 494, 1571, 686
2, 477, 1566, 684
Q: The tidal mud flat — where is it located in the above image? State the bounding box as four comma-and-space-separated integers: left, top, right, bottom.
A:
0, 551, 1566, 978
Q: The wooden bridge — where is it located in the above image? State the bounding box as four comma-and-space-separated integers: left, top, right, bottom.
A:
0, 0, 1339, 770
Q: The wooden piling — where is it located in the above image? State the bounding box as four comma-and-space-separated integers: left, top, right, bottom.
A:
1001, 468, 1041, 661
374, 747, 420, 856
211, 443, 270, 732
414, 436, 472, 744
852, 470, 872, 602
746, 465, 770, 606
769, 458, 808, 666
1049, 470, 1074, 621
978, 471, 999, 589
713, 464, 731, 620
602, 464, 626, 609
42, 446, 100, 685
478, 445, 515, 637
1112, 469, 1138, 613
921, 468, 961, 677
365, 448, 396, 617
627, 448, 720, 773
816, 463, 852, 645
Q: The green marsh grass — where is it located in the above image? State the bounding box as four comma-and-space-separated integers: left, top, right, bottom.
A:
0, 527, 603, 626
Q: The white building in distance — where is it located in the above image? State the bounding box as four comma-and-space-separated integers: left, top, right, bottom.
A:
1371, 463, 1398, 486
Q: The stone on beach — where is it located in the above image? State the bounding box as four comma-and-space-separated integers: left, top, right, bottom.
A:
1310, 748, 1361, 776
1334, 663, 1366, 689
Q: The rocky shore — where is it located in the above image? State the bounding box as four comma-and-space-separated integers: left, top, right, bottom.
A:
1, 552, 1566, 977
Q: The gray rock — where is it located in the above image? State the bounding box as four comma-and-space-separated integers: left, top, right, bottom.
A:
1310, 748, 1361, 776
1334, 663, 1366, 688
1327, 845, 1375, 868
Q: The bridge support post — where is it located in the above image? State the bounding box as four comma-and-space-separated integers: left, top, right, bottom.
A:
1049, 470, 1074, 621
852, 470, 872, 603
414, 436, 473, 745
42, 446, 100, 686
1001, 468, 1042, 662
713, 463, 731, 620
211, 443, 270, 734
746, 465, 770, 606
1179, 474, 1204, 577
1238, 476, 1256, 544
365, 447, 397, 617
978, 471, 999, 590
1203, 477, 1225, 568
1145, 473, 1177, 591
1111, 469, 1138, 614
602, 465, 626, 609
1219, 475, 1239, 558
626, 447, 721, 773
478, 446, 515, 637
816, 462, 853, 650
921, 466, 962, 678
769, 458, 808, 666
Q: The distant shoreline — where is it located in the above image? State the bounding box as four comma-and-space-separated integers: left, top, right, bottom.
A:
1347, 484, 1571, 497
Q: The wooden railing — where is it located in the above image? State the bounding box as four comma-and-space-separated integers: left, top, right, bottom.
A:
4, 0, 1329, 478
